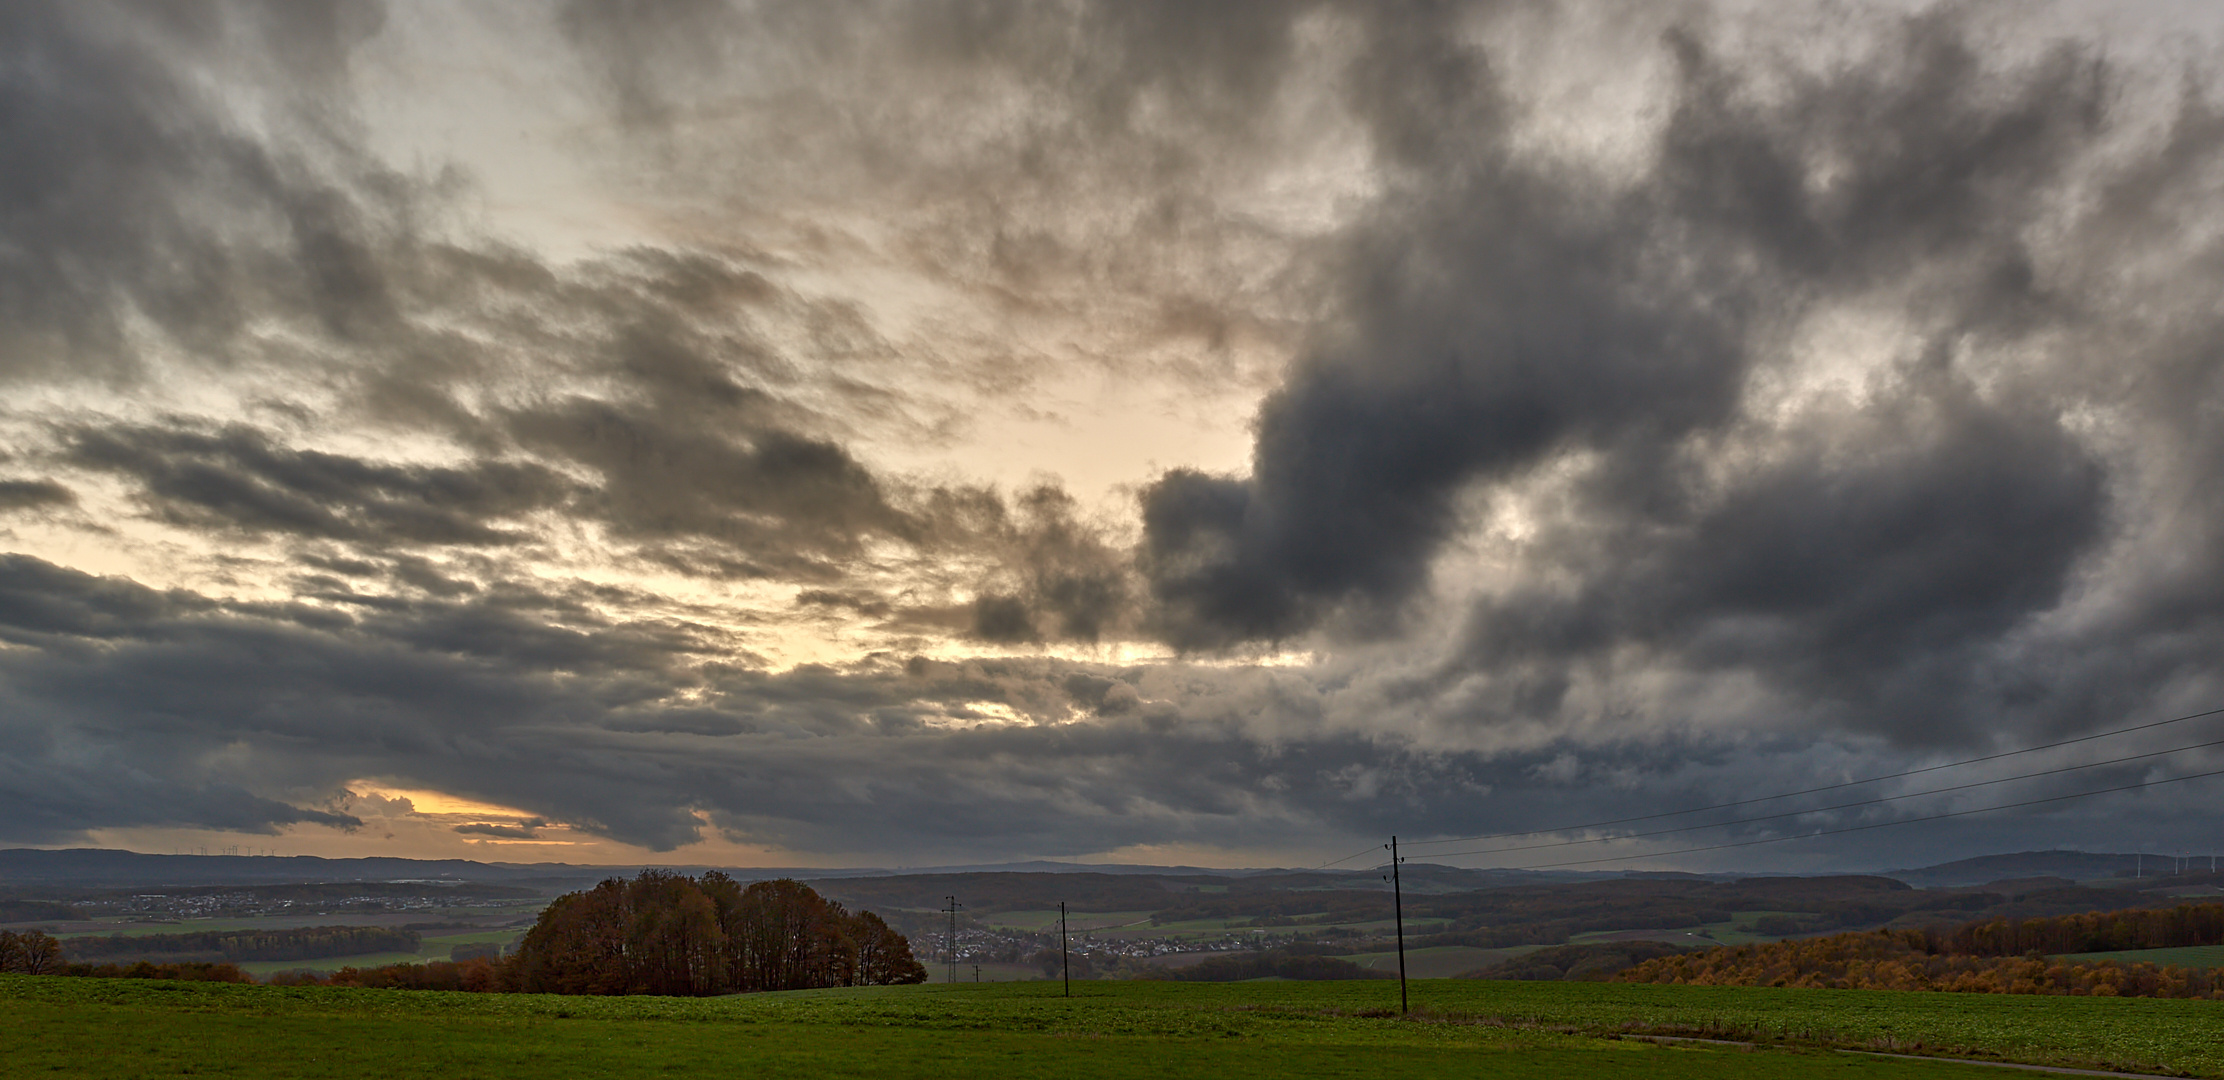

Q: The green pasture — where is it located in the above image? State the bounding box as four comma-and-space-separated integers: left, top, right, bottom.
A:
1342, 945, 1520, 978
981, 909, 1155, 932
234, 928, 525, 976
1565, 927, 1723, 947
7, 973, 2223, 1078
57, 918, 288, 937
1123, 915, 1258, 936
925, 960, 1046, 983
1317, 918, 1448, 935
1563, 909, 1841, 950
236, 950, 428, 976
1701, 910, 1825, 945
2055, 943, 2224, 969
82, 927, 532, 977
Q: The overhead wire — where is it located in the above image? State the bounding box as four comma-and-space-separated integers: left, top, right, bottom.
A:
1306, 845, 1384, 872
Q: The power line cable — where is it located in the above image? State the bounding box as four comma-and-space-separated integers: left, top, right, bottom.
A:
1447, 763, 2224, 870
1432, 733, 2224, 859
1402, 705, 2224, 849
1307, 845, 1384, 872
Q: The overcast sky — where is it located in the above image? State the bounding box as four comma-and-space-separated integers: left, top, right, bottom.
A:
6, 0, 2224, 872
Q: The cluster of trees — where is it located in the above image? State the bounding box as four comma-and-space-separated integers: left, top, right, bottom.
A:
63, 926, 419, 963
1463, 941, 1699, 982
264, 873, 929, 997
0, 930, 64, 975
269, 958, 505, 992
6, 929, 245, 981
0, 900, 82, 922
1939, 903, 2224, 956
511, 872, 925, 996
6, 874, 923, 999
68, 961, 251, 982
1619, 903, 2224, 999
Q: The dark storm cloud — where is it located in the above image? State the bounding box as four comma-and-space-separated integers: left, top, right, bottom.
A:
0, 551, 1274, 852
0, 1, 434, 380
0, 0, 1070, 598
1483, 367, 2103, 719
0, 479, 75, 511
1132, 8, 2224, 755
951, 485, 1134, 644
506, 398, 899, 568
1144, 10, 2107, 644
3, 546, 2218, 863
65, 423, 574, 547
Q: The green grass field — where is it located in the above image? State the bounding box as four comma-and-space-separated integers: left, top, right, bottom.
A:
56, 918, 278, 937
61, 925, 533, 977
2055, 943, 2224, 969
981, 909, 1155, 931
1341, 944, 1520, 978
230, 928, 527, 976
7, 973, 2222, 1078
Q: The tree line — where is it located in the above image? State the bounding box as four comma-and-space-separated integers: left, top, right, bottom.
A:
511, 872, 924, 995
1938, 903, 2224, 957
4, 873, 925, 998
1619, 902, 2224, 999
0, 930, 64, 975
63, 926, 419, 963
266, 872, 928, 996
6, 929, 248, 980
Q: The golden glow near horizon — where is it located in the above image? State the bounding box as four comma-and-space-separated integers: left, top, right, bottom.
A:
341, 782, 541, 820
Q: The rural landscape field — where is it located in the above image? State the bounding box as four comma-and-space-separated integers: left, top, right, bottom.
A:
11, 974, 2224, 1079
13, 0, 2224, 1075
9, 847, 2224, 1075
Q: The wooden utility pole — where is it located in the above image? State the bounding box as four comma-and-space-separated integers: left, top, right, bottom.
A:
1387, 835, 1408, 1015
1059, 900, 1071, 997
943, 896, 963, 985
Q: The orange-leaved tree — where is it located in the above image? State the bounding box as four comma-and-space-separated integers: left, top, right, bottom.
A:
512, 871, 924, 996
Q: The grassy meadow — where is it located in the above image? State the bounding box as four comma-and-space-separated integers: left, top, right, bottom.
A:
8, 973, 2223, 1079
2055, 943, 2224, 969
47, 923, 531, 978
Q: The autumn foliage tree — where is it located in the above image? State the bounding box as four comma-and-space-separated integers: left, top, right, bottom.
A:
1618, 903, 2224, 1000
512, 871, 925, 996
0, 930, 63, 975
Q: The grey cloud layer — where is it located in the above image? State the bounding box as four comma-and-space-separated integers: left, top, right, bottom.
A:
1139, 9, 2224, 748
5, 549, 2212, 862
4, 0, 2224, 865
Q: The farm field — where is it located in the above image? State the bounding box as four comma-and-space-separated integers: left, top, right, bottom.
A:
44, 921, 531, 977
980, 909, 1154, 932
925, 960, 1044, 983
6, 974, 2223, 1078
2055, 943, 2224, 969
229, 928, 528, 977
1568, 927, 1730, 947
1341, 944, 1519, 978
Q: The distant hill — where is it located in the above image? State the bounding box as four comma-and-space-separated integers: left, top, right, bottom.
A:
26, 845, 2201, 898
0, 848, 1367, 894
0, 848, 580, 889
1884, 850, 2171, 888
